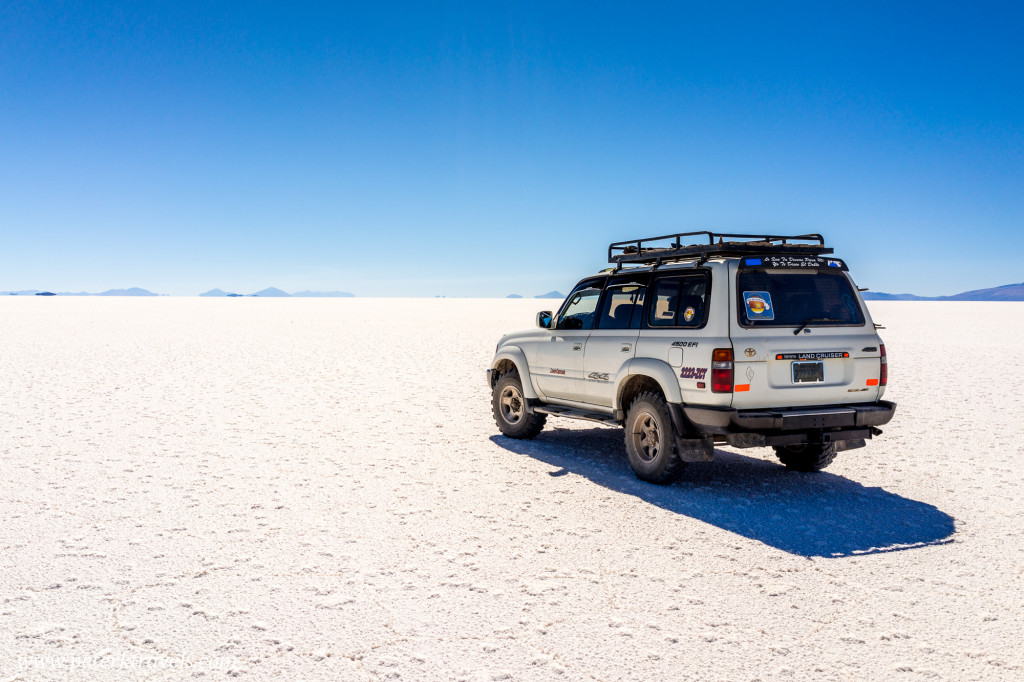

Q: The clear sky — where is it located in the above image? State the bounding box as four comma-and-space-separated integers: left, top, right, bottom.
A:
2, 2, 1021, 296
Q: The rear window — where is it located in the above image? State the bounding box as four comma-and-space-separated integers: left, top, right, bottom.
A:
737, 270, 864, 327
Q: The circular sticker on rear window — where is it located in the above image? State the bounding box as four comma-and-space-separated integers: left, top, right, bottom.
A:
683, 306, 696, 322
743, 291, 774, 321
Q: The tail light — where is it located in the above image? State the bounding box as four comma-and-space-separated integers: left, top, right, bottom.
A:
711, 348, 734, 393
879, 342, 888, 386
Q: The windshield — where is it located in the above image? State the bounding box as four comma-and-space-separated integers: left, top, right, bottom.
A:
737, 270, 864, 327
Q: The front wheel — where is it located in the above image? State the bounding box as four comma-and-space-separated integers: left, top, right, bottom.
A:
492, 372, 546, 439
774, 442, 838, 472
624, 392, 684, 484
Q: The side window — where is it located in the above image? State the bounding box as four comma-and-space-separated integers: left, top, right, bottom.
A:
649, 274, 708, 327
597, 285, 646, 330
556, 284, 603, 330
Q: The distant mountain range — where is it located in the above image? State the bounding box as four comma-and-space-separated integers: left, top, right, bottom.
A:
2, 287, 158, 296
4, 286, 357, 297
199, 288, 355, 297
862, 282, 1024, 301
99, 287, 158, 296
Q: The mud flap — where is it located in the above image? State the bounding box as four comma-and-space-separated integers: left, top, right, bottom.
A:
666, 403, 714, 461
675, 435, 715, 462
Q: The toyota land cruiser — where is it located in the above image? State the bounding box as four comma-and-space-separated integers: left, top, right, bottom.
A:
487, 232, 896, 483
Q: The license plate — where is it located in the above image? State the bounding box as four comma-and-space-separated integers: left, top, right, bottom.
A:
791, 361, 824, 383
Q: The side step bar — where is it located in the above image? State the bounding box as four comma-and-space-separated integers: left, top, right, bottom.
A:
533, 405, 621, 426
534, 403, 714, 463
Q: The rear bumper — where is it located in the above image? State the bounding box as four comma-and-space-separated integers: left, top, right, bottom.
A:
683, 400, 896, 434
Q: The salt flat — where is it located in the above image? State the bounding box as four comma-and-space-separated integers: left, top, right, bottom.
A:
0, 297, 1021, 681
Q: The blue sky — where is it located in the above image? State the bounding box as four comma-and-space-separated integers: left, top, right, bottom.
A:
1, 2, 1021, 296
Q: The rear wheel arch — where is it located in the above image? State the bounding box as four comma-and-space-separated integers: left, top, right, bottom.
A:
614, 359, 683, 412
617, 374, 665, 413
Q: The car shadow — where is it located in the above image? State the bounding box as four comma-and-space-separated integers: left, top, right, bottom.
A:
490, 427, 955, 558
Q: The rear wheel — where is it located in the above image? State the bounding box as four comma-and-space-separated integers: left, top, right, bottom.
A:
624, 392, 684, 484
774, 442, 838, 472
492, 371, 546, 439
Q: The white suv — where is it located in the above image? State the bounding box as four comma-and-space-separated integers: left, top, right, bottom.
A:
487, 232, 895, 483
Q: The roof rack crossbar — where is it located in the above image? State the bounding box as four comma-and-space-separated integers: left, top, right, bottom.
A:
608, 231, 831, 265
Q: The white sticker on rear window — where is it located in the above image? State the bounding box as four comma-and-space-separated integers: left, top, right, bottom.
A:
743, 291, 774, 320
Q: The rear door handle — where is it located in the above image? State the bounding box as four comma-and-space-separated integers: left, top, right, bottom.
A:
621, 343, 632, 352
572, 343, 583, 351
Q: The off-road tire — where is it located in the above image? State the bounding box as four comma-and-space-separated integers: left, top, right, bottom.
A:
624, 391, 684, 484
774, 442, 838, 472
492, 371, 546, 439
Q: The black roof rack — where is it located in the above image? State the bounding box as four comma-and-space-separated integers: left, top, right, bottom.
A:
609, 231, 832, 265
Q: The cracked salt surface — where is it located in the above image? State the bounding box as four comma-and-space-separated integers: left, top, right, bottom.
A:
0, 298, 1021, 680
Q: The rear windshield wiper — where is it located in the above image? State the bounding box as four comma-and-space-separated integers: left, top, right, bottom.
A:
793, 317, 841, 335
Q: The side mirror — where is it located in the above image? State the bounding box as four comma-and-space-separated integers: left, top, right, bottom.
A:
536, 311, 553, 329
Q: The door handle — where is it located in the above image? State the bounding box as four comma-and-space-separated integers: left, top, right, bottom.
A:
621, 343, 632, 352
573, 343, 583, 351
